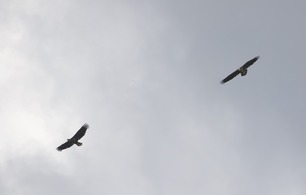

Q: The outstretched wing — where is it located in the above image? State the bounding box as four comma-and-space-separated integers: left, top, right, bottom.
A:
71, 123, 89, 141
220, 69, 240, 84
57, 141, 74, 151
241, 56, 259, 69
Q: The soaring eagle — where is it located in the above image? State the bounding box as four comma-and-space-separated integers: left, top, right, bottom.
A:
56, 123, 89, 151
220, 56, 259, 84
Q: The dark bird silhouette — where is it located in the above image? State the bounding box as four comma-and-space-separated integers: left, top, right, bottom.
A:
56, 123, 89, 151
221, 56, 259, 84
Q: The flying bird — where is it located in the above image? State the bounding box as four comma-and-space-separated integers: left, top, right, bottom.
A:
56, 123, 89, 151
220, 56, 259, 84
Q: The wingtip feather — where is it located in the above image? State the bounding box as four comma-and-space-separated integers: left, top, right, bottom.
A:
83, 123, 89, 129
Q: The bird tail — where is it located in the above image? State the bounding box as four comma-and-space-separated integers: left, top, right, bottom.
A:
75, 142, 82, 146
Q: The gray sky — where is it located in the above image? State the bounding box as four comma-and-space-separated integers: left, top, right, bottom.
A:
1, 0, 306, 194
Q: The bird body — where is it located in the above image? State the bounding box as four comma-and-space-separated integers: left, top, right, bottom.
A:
239, 67, 248, 76
56, 123, 89, 151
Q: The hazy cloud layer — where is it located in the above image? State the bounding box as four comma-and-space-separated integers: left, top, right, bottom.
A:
1, 0, 306, 194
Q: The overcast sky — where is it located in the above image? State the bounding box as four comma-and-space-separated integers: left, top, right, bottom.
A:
1, 0, 306, 194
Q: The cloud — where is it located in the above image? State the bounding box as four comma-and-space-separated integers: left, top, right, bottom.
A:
1, 0, 306, 195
